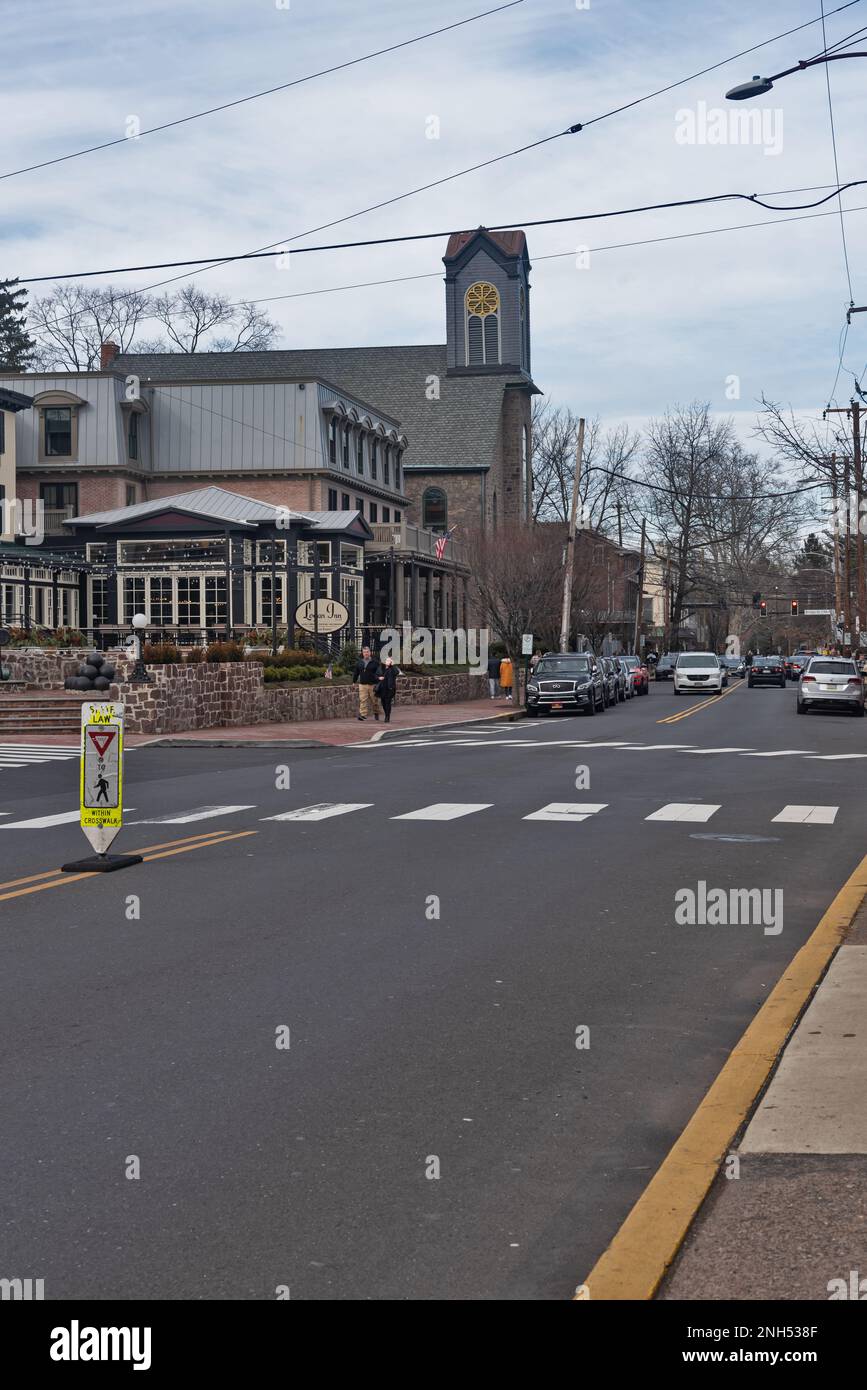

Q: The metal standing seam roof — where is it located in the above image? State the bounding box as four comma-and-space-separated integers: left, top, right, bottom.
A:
65, 485, 317, 529
112, 347, 537, 474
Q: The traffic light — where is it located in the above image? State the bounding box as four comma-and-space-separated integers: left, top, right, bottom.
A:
791, 598, 799, 616
752, 591, 762, 609
760, 600, 767, 616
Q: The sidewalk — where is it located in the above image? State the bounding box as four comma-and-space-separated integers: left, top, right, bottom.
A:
127, 696, 522, 748
660, 900, 867, 1301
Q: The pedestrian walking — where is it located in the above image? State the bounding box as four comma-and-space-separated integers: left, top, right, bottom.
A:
376, 656, 398, 723
487, 652, 502, 699
353, 645, 381, 721
499, 655, 514, 702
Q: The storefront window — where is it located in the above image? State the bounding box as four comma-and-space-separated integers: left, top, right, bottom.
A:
204, 574, 227, 626
177, 576, 201, 626
122, 576, 146, 621
149, 576, 172, 624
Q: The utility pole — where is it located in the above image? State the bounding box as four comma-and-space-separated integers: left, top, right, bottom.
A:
632, 517, 646, 655
826, 404, 864, 642
616, 500, 623, 548
831, 453, 842, 628
559, 416, 585, 652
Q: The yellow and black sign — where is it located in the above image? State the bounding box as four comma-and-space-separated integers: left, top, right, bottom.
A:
80, 701, 124, 854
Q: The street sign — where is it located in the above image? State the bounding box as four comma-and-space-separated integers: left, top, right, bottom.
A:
804, 609, 833, 616
80, 702, 124, 855
295, 598, 349, 634
521, 633, 533, 656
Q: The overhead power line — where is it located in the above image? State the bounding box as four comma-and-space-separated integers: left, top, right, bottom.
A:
0, 1, 525, 183
19, 181, 867, 284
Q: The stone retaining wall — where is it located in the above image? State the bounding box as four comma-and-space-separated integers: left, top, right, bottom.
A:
1, 649, 487, 730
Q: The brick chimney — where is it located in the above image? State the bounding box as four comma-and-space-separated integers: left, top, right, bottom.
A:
100, 340, 120, 370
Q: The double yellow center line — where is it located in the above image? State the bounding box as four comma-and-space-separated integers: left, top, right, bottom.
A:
658, 677, 744, 725
0, 827, 257, 904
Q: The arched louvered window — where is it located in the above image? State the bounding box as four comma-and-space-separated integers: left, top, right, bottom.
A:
343, 424, 351, 468
465, 281, 500, 365
422, 487, 447, 530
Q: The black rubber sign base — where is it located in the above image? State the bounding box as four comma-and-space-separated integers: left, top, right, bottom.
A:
60, 854, 144, 874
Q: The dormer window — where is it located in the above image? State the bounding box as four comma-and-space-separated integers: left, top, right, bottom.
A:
371, 438, 378, 480
356, 431, 364, 474
34, 389, 84, 463
343, 424, 351, 468
329, 417, 338, 463
44, 407, 72, 457
128, 411, 139, 461
465, 281, 500, 365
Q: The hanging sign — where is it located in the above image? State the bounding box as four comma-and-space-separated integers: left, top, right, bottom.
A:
295, 598, 349, 634
80, 702, 124, 856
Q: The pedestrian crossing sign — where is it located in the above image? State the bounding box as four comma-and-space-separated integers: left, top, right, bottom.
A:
80, 702, 124, 853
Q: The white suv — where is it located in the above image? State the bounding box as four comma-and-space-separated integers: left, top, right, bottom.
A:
673, 652, 723, 695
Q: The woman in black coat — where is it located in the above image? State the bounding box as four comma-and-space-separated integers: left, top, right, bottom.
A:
376, 657, 398, 723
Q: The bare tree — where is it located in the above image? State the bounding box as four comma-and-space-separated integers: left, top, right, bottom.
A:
464, 523, 563, 664
144, 286, 278, 353
29, 282, 280, 367
28, 284, 152, 369
531, 401, 639, 534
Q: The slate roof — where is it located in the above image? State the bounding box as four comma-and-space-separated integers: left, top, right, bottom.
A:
66, 485, 316, 529
0, 385, 34, 411
112, 347, 537, 473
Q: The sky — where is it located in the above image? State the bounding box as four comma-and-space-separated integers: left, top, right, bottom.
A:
2, 0, 865, 519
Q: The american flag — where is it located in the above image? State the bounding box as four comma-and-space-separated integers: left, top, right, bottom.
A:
435, 526, 456, 561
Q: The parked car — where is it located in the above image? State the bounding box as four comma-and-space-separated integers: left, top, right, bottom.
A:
525, 652, 606, 717
786, 650, 817, 682
615, 656, 636, 698
748, 655, 786, 688
719, 655, 746, 679
797, 656, 865, 716
621, 654, 649, 695
654, 652, 679, 681
673, 652, 723, 695
609, 657, 629, 703
599, 657, 621, 708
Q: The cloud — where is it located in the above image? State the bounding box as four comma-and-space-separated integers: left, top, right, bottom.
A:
2, 0, 863, 450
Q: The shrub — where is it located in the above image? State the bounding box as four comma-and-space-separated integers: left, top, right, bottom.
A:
336, 641, 359, 675
182, 646, 206, 663
205, 640, 245, 663
142, 642, 183, 664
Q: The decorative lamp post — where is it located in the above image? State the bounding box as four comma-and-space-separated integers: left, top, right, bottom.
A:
130, 612, 152, 684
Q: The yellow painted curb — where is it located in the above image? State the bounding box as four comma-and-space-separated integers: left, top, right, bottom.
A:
577, 848, 867, 1301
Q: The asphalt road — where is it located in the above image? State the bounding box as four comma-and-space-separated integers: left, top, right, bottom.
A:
1, 677, 866, 1300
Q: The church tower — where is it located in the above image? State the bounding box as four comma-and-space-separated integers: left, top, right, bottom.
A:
443, 227, 531, 376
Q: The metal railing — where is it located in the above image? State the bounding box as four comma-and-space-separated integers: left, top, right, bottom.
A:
367, 522, 466, 565
40, 506, 76, 535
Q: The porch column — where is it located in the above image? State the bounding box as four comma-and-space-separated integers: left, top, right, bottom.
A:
410, 561, 419, 627
395, 560, 406, 624
426, 567, 435, 628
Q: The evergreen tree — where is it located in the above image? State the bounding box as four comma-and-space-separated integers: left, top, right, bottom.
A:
0, 279, 35, 369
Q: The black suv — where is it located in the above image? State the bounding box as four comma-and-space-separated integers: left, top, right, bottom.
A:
654, 652, 679, 681
526, 652, 605, 717
748, 655, 786, 688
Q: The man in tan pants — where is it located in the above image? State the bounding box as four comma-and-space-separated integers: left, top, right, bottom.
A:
353, 646, 381, 721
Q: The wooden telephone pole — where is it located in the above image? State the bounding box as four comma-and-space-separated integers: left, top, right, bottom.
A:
826, 403, 864, 642
632, 517, 646, 655
559, 417, 586, 652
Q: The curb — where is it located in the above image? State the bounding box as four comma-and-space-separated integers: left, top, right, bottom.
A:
577, 848, 867, 1301
132, 708, 527, 751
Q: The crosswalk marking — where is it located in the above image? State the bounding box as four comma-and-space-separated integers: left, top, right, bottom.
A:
772, 805, 839, 825
131, 805, 254, 824
684, 747, 755, 754
646, 803, 720, 823
807, 753, 867, 761
740, 749, 815, 757
261, 803, 373, 822
392, 802, 492, 821
523, 803, 608, 822
1, 808, 135, 829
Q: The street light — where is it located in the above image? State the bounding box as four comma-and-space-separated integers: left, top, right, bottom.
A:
726, 50, 866, 100
130, 611, 152, 684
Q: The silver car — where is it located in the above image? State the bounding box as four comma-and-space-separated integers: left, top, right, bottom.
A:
797, 657, 865, 716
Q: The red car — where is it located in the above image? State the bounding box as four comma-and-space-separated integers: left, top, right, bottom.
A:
621, 655, 649, 695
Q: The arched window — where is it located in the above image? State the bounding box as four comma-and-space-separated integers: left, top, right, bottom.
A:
342, 424, 351, 468
465, 282, 500, 366
422, 487, 447, 531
